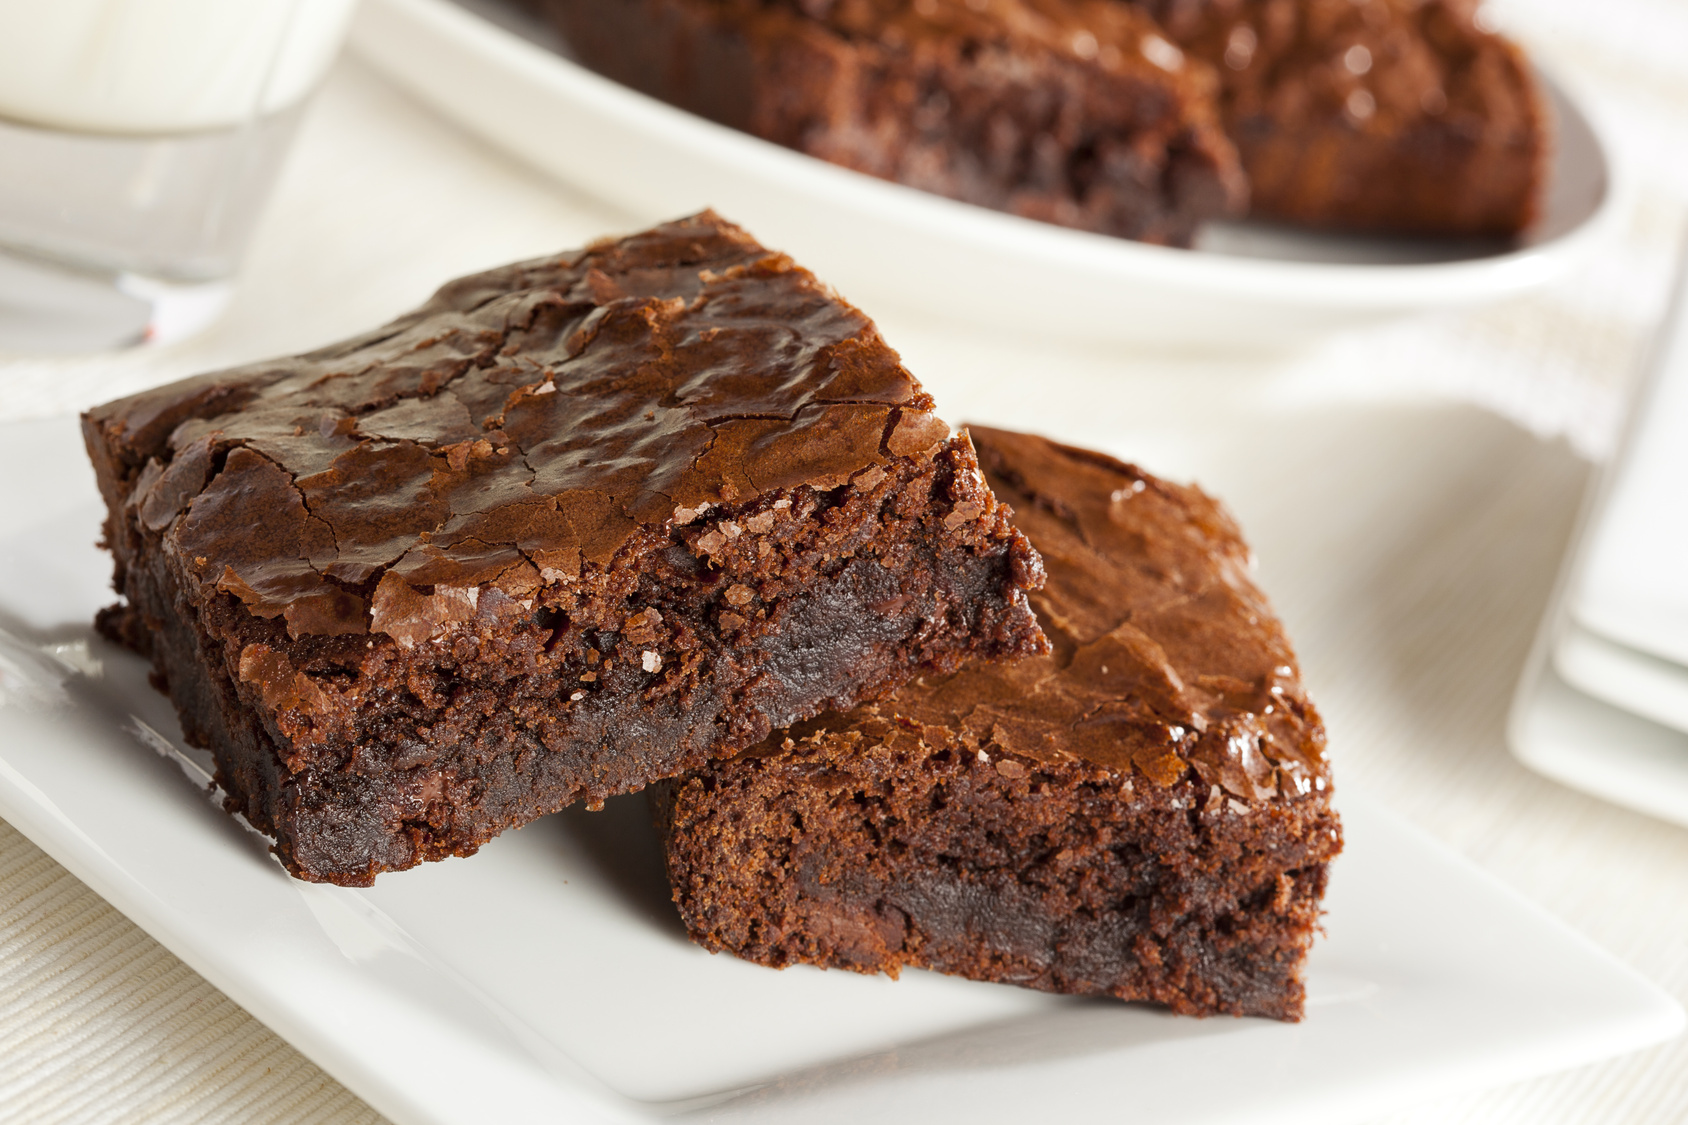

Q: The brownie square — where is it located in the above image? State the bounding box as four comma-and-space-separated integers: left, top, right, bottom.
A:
1132, 0, 1548, 236
84, 212, 1046, 885
544, 0, 1248, 246
654, 426, 1340, 1019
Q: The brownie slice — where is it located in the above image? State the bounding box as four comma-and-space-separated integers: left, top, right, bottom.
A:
544, 0, 1247, 246
655, 426, 1339, 1019
1130, 0, 1548, 235
83, 212, 1047, 886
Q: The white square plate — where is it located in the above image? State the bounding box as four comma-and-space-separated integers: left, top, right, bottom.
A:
1, 414, 1679, 1125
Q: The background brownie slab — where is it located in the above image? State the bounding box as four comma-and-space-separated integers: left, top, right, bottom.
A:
544, 0, 1247, 247
1130, 0, 1547, 235
83, 212, 1046, 886
656, 426, 1340, 1020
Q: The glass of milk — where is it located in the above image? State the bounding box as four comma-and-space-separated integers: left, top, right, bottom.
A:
0, 0, 358, 353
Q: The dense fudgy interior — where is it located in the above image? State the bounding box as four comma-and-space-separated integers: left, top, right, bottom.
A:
656, 727, 1336, 1018
106, 441, 1041, 884
655, 427, 1341, 1018
546, 0, 1248, 246
83, 213, 1046, 885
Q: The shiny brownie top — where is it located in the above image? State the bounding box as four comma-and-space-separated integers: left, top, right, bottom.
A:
764, 426, 1330, 799
84, 211, 953, 641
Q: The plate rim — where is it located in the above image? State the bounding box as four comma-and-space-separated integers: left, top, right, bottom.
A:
348, 0, 1626, 310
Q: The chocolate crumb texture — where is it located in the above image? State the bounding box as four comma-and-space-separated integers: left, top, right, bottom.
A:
83, 211, 1047, 885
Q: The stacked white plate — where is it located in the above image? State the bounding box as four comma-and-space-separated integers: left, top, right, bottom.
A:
1511, 247, 1688, 827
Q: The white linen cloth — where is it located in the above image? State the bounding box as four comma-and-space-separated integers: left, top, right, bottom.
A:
3, 1, 1687, 1120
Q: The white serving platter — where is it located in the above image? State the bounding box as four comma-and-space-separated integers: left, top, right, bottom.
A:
0, 412, 1680, 1125
345, 0, 1620, 349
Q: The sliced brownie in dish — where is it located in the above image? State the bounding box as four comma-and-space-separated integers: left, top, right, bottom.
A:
543, 0, 1248, 247
83, 211, 1047, 886
655, 426, 1339, 1019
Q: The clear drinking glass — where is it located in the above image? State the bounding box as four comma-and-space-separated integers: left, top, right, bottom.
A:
0, 0, 358, 353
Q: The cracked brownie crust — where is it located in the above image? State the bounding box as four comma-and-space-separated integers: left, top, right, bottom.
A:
655, 426, 1340, 1018
544, 0, 1248, 246
83, 212, 1046, 885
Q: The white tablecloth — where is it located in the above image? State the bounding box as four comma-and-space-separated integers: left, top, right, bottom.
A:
3, 2, 1687, 1120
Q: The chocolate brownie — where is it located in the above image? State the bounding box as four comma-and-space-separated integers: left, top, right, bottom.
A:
1131, 0, 1548, 235
83, 212, 1047, 886
655, 426, 1339, 1019
544, 0, 1248, 246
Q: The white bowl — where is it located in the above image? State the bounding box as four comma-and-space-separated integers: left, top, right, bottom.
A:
349, 0, 1619, 348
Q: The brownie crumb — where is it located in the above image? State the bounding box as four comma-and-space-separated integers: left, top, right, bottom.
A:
655, 426, 1339, 1019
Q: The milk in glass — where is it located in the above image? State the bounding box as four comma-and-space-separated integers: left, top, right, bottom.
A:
0, 0, 356, 350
